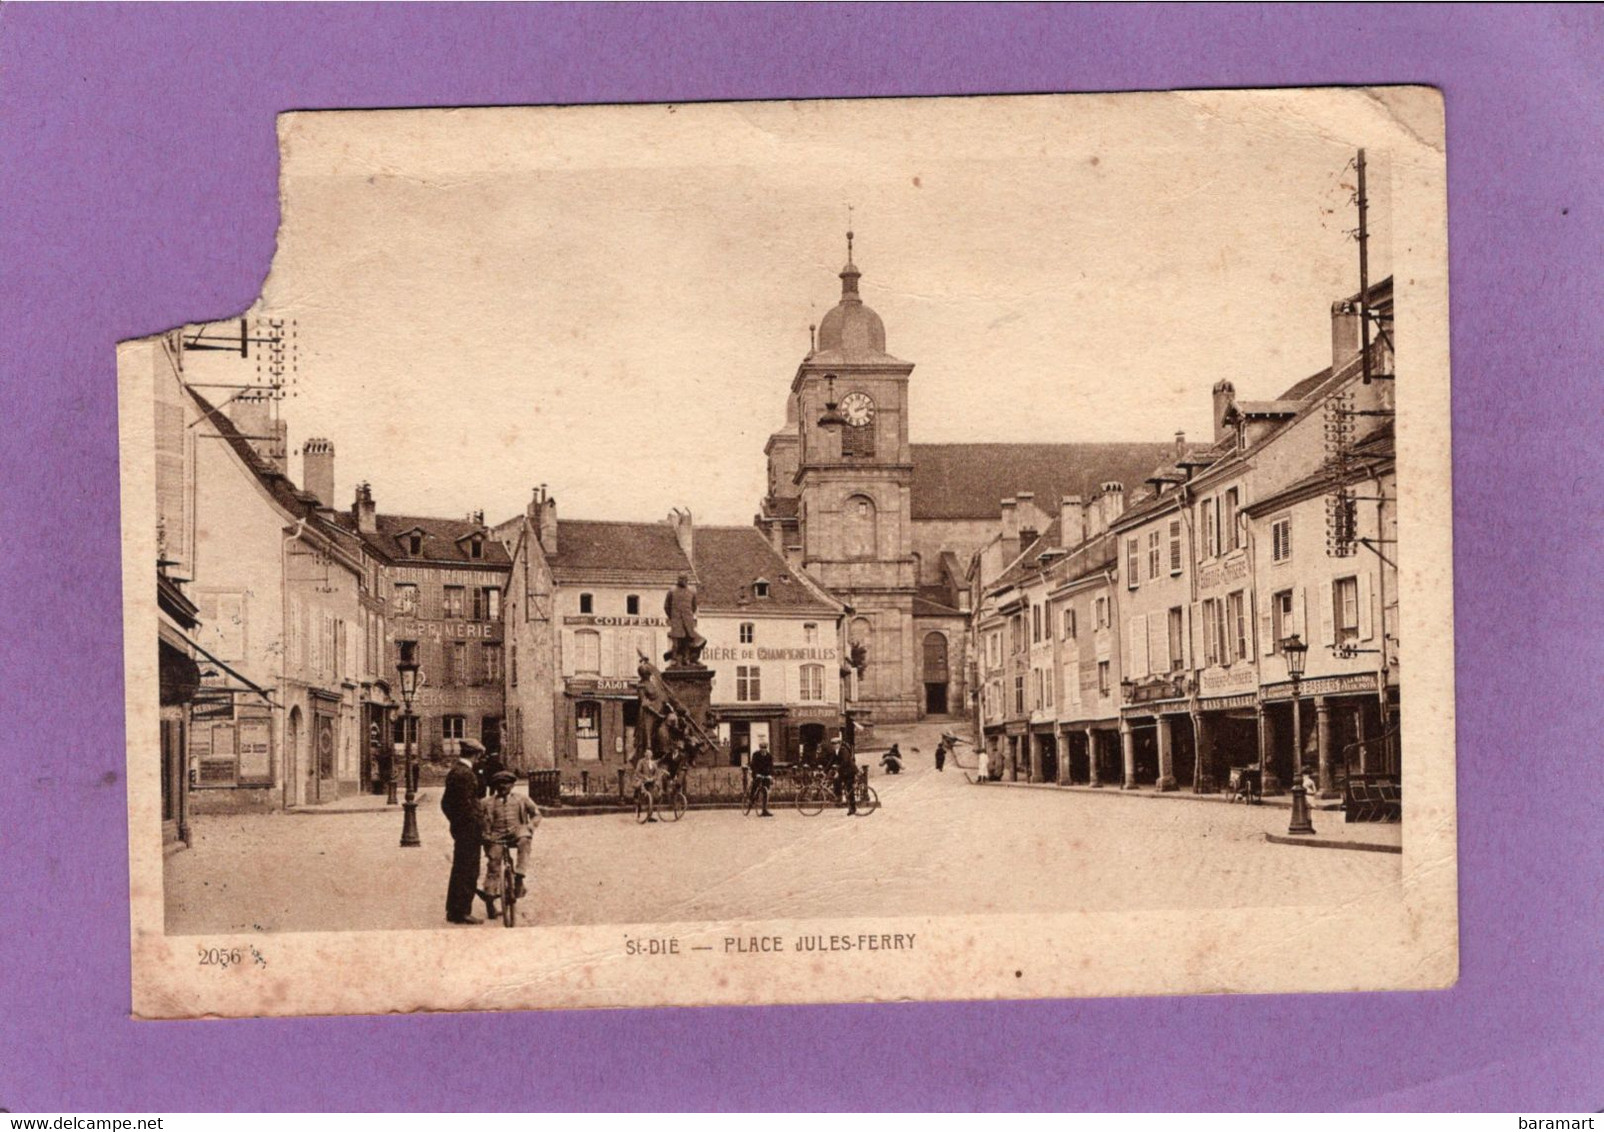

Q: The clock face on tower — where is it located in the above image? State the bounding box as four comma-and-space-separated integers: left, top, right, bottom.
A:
839, 391, 876, 428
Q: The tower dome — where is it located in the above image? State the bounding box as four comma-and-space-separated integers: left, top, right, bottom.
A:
814, 231, 890, 361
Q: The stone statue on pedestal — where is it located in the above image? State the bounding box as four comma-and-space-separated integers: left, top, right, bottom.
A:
663, 573, 705, 668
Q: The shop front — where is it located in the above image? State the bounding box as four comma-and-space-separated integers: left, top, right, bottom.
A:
786, 703, 842, 766
560, 675, 637, 776
158, 631, 201, 848
1260, 671, 1393, 795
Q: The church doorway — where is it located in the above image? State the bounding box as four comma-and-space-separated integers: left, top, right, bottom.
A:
922, 632, 950, 716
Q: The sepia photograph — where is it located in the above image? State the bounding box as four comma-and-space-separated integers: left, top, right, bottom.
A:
118, 89, 1456, 1018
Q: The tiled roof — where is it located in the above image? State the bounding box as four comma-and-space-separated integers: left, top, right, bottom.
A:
990, 517, 1063, 592
909, 442, 1177, 520
366, 513, 511, 568
186, 387, 363, 559
691, 526, 837, 614
548, 520, 687, 578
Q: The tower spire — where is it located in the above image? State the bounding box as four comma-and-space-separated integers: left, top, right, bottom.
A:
839, 208, 861, 299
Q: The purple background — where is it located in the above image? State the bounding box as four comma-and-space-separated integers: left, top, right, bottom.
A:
2, 4, 1600, 1112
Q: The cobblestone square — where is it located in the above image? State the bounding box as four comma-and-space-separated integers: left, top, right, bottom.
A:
167, 725, 1400, 934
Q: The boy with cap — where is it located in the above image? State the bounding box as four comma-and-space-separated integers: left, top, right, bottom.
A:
480, 770, 541, 917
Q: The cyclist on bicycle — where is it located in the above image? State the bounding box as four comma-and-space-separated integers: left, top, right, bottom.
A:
633, 750, 661, 823
480, 770, 541, 916
748, 739, 775, 817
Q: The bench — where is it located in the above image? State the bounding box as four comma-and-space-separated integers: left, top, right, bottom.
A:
1343, 774, 1401, 823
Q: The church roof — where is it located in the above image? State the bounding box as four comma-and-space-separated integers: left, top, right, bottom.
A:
909, 442, 1178, 520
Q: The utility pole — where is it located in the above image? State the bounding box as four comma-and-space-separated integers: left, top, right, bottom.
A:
1357, 148, 1373, 385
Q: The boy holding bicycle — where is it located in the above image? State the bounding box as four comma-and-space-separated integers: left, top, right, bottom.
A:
481, 770, 540, 910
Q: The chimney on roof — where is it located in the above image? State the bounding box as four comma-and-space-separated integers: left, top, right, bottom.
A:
1331, 299, 1362, 370
1000, 497, 1018, 547
468, 509, 485, 527
226, 394, 288, 474
1174, 430, 1187, 459
668, 507, 694, 568
529, 485, 557, 555
1098, 481, 1126, 529
1060, 495, 1085, 549
353, 482, 377, 534
1212, 381, 1236, 446
302, 437, 334, 507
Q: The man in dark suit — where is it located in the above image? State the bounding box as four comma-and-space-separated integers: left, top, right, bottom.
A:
833, 737, 859, 817
441, 738, 486, 924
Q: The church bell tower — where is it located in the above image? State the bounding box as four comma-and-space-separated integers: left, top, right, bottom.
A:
772, 232, 920, 724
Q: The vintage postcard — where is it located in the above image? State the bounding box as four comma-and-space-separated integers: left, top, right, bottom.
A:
120, 89, 1456, 1018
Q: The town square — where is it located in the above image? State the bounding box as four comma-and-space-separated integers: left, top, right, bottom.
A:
134, 96, 1415, 951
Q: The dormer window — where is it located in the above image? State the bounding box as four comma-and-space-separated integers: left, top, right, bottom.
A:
753, 578, 771, 599
408, 534, 422, 556
468, 536, 483, 560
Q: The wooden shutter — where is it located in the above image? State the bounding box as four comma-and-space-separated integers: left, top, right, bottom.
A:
1319, 581, 1336, 647
1358, 572, 1375, 640
1129, 614, 1147, 677
1245, 590, 1259, 660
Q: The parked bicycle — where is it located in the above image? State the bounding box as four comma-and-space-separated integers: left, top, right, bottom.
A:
795, 763, 879, 816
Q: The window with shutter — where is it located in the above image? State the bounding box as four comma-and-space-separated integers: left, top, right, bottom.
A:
1358, 572, 1375, 640
1202, 600, 1218, 666
1169, 520, 1183, 574
1271, 516, 1292, 563
1334, 576, 1360, 645
1126, 538, 1140, 589
1223, 488, 1240, 551
1168, 606, 1185, 672
1202, 499, 1217, 559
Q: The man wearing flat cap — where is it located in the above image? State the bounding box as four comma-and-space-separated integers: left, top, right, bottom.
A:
480, 768, 541, 918
441, 738, 486, 924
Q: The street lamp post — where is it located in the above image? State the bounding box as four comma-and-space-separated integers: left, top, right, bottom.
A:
397, 656, 422, 848
1282, 633, 1315, 836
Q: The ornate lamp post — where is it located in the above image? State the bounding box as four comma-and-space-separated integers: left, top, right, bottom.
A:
817, 374, 847, 431
397, 655, 422, 848
1282, 633, 1315, 836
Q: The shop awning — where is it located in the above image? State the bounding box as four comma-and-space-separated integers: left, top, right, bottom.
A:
158, 611, 278, 708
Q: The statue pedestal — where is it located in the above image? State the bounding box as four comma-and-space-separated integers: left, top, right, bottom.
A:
661, 666, 715, 734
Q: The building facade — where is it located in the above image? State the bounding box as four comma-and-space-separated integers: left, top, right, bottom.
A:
758, 238, 1174, 726
346, 497, 510, 763
502, 494, 845, 775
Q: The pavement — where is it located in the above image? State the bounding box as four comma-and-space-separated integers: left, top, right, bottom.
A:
165, 721, 1402, 934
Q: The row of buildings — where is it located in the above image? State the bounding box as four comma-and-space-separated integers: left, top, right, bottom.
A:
137, 324, 850, 847
972, 281, 1398, 796
141, 237, 1402, 848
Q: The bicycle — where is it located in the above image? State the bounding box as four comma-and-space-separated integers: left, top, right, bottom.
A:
743, 773, 774, 817
795, 765, 831, 817
634, 779, 658, 824
848, 766, 880, 817
663, 772, 688, 822
486, 834, 523, 928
